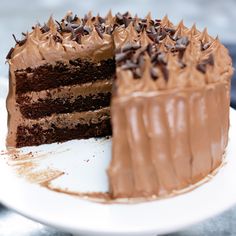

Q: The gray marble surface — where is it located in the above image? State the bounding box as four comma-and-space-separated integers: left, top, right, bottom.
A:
0, 0, 236, 235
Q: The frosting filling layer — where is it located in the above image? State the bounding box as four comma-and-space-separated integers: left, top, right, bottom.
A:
14, 58, 115, 94
17, 80, 112, 104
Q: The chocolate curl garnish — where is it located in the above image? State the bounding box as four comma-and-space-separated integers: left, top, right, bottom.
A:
200, 28, 212, 51
150, 67, 159, 80
115, 12, 123, 25
65, 11, 73, 23
6, 47, 14, 60
52, 34, 63, 43
95, 26, 104, 39
122, 42, 141, 52
151, 51, 169, 81
196, 54, 214, 73
98, 16, 106, 24
12, 34, 27, 46
55, 20, 63, 32
116, 52, 130, 63
147, 43, 153, 56
115, 12, 133, 27
201, 41, 211, 51
40, 23, 50, 33
121, 61, 138, 70
174, 36, 189, 60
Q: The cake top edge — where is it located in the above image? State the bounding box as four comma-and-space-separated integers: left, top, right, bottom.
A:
6, 11, 233, 92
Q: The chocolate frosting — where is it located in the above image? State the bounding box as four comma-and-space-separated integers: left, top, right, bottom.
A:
8, 12, 115, 70
108, 15, 233, 198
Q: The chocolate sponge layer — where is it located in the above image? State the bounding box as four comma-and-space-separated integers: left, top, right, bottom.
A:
15, 58, 115, 94
16, 118, 111, 148
19, 92, 111, 119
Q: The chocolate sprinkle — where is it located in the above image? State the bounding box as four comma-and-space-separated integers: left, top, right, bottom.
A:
12, 34, 27, 46
12, 34, 18, 44
122, 43, 141, 52
121, 61, 138, 70
41, 24, 50, 33
201, 41, 211, 51
196, 54, 214, 73
53, 35, 63, 43
150, 68, 159, 80
55, 20, 63, 31
95, 26, 104, 39
116, 52, 129, 63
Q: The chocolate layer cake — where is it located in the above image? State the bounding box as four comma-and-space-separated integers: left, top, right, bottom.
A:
6, 12, 233, 199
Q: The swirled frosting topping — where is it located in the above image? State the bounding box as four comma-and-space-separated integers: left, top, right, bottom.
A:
114, 15, 233, 95
7, 11, 233, 89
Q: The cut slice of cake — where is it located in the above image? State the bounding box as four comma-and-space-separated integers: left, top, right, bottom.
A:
7, 12, 115, 147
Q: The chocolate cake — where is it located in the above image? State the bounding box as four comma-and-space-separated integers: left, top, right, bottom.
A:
7, 12, 115, 147
6, 12, 233, 199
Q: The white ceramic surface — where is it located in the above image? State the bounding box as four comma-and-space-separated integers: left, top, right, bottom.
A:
0, 78, 236, 236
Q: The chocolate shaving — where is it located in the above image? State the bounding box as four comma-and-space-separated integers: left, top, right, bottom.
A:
160, 65, 169, 81
66, 14, 73, 23
12, 34, 26, 46
53, 35, 62, 43
201, 41, 211, 51
12, 34, 18, 43
122, 43, 141, 52
63, 23, 73, 33
151, 52, 167, 65
106, 26, 113, 35
121, 61, 138, 70
147, 33, 159, 43
41, 24, 50, 33
124, 17, 132, 27
196, 54, 214, 73
116, 52, 129, 63
123, 12, 129, 17
147, 43, 153, 56
115, 12, 124, 25
159, 28, 167, 40
175, 36, 189, 59
73, 34, 82, 44
83, 26, 91, 35
95, 26, 103, 39
72, 14, 78, 22
6, 47, 14, 59
150, 68, 159, 80
135, 24, 142, 33
133, 67, 142, 79
149, 20, 155, 26
98, 16, 105, 24
176, 36, 189, 48
18, 38, 27, 46
70, 23, 81, 29
165, 27, 176, 35
55, 20, 63, 31
74, 25, 84, 34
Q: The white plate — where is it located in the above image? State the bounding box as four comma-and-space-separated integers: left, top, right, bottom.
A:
0, 77, 236, 236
